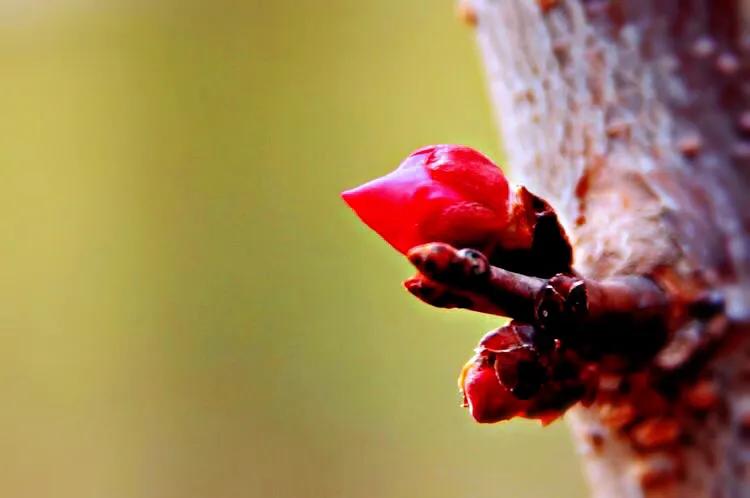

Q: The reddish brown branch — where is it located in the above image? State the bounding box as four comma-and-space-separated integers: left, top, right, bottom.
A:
404, 242, 677, 362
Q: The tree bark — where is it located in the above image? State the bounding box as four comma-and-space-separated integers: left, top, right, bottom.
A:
469, 1, 750, 496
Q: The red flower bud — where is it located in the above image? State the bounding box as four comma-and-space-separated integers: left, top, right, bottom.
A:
478, 323, 548, 400
458, 354, 527, 423
458, 323, 544, 424
341, 145, 512, 255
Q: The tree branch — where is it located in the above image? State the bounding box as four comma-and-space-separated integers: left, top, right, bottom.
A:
467, 0, 750, 496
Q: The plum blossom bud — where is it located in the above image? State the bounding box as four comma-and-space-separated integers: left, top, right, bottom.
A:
459, 354, 527, 423
342, 145, 513, 255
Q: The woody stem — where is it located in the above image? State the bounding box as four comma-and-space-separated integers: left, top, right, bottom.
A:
405, 243, 673, 340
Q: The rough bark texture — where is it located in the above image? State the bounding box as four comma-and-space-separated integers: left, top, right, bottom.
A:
470, 1, 750, 496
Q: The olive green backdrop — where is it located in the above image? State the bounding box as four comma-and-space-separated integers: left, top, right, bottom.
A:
0, 1, 585, 497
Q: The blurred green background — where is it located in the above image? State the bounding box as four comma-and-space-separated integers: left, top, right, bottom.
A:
0, 1, 585, 497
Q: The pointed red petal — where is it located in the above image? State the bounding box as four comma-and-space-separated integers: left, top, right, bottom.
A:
342, 156, 471, 253
341, 165, 437, 253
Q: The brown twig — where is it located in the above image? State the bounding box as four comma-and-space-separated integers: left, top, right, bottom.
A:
405, 242, 673, 359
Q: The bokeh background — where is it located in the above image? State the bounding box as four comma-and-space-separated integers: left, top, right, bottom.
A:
0, 1, 586, 497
